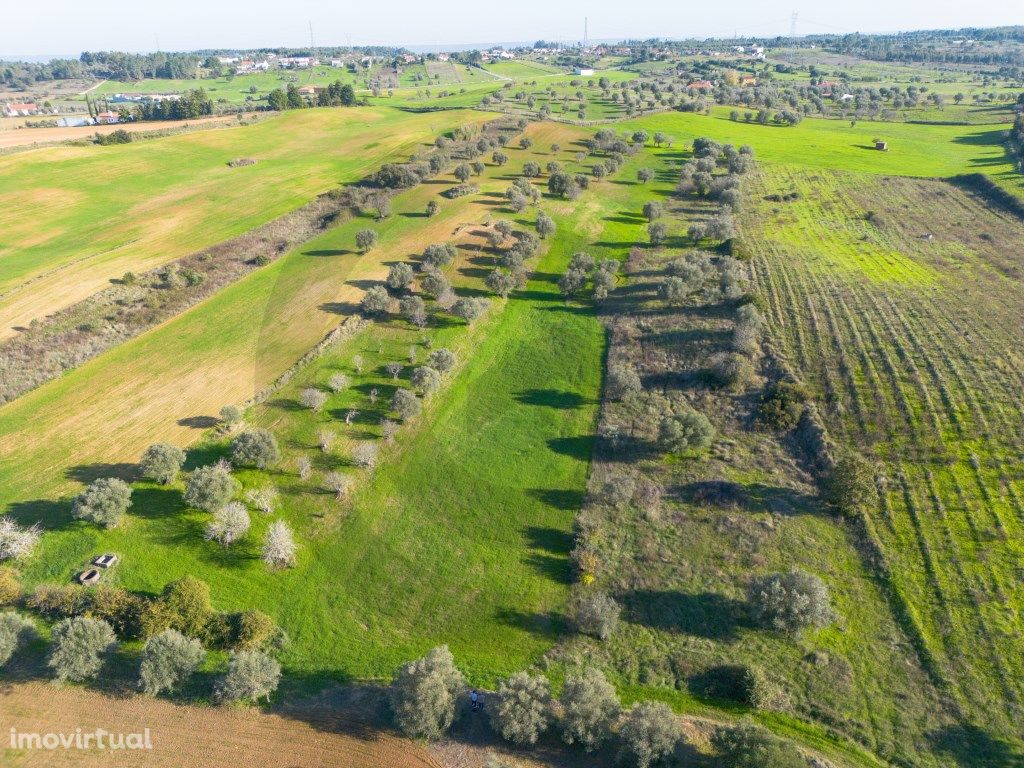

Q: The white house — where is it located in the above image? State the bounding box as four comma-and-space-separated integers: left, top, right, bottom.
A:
575, 67, 595, 76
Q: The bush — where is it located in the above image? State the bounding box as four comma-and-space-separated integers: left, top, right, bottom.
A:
490, 672, 552, 745
757, 381, 809, 431
204, 502, 251, 547
390, 645, 465, 740
618, 701, 682, 768
711, 719, 804, 768
140, 443, 186, 484
747, 569, 833, 635
299, 387, 328, 412
231, 429, 280, 469
159, 576, 215, 639
0, 567, 20, 606
139, 629, 206, 695
89, 585, 147, 638
72, 477, 132, 528
741, 665, 782, 710
184, 464, 239, 512
659, 410, 715, 453
0, 517, 41, 561
824, 450, 876, 517
217, 650, 281, 702
361, 285, 391, 316
0, 612, 36, 667
262, 520, 297, 569
560, 667, 620, 750
570, 588, 620, 640
391, 388, 421, 421
607, 363, 641, 401
709, 352, 756, 391
48, 616, 117, 682
27, 583, 87, 619
229, 609, 279, 651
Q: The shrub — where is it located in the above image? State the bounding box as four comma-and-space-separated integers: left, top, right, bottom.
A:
159, 576, 215, 639
48, 616, 117, 682
618, 701, 682, 768
140, 443, 186, 484
27, 584, 87, 619
560, 667, 620, 750
72, 477, 132, 528
361, 285, 391, 315
390, 645, 465, 740
741, 664, 782, 710
824, 450, 876, 517
231, 429, 280, 469
659, 410, 715, 453
709, 352, 756, 391
0, 517, 41, 561
0, 567, 20, 605
0, 612, 36, 667
139, 629, 206, 695
88, 585, 147, 638
217, 650, 281, 702
732, 320, 761, 356
596, 474, 636, 507
711, 719, 804, 768
748, 569, 834, 635
184, 464, 239, 512
204, 502, 251, 547
490, 672, 552, 745
757, 381, 809, 431
299, 387, 328, 412
229, 609, 279, 651
427, 348, 456, 373
391, 388, 421, 421
262, 520, 296, 568
570, 588, 620, 640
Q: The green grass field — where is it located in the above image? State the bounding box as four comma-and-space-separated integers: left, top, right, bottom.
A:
0, 107, 483, 337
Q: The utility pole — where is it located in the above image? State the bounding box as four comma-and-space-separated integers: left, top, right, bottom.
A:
788, 11, 798, 64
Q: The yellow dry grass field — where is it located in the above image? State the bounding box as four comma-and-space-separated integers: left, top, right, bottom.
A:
0, 115, 237, 149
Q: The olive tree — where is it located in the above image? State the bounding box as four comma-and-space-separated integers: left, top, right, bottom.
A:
648, 221, 668, 246
390, 645, 465, 740
352, 442, 379, 469
219, 404, 243, 428
328, 373, 349, 393
262, 520, 297, 569
560, 667, 620, 750
427, 348, 456, 373
231, 429, 280, 469
361, 285, 391, 316
486, 268, 517, 298
711, 719, 805, 768
72, 478, 132, 528
185, 464, 239, 512
299, 387, 328, 412
355, 229, 378, 252
140, 443, 186, 485
204, 502, 251, 547
637, 167, 654, 183
411, 366, 442, 395
536, 212, 556, 239
452, 297, 488, 324
139, 629, 206, 695
618, 701, 683, 768
0, 612, 37, 668
607, 362, 642, 400
48, 616, 116, 682
217, 650, 281, 702
391, 388, 422, 421
747, 569, 834, 634
490, 672, 552, 745
642, 200, 662, 221
386, 262, 416, 293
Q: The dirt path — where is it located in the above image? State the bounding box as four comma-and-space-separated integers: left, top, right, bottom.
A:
0, 115, 237, 151
0, 682, 441, 768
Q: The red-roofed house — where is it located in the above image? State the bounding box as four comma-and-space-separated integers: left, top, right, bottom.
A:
95, 111, 120, 124
3, 102, 38, 117
688, 80, 714, 91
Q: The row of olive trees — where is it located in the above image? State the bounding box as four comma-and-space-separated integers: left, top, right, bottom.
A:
389, 645, 803, 768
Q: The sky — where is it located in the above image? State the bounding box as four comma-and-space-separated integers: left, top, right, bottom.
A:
2, 0, 1021, 56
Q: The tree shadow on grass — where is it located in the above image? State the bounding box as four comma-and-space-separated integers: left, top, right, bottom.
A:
495, 608, 565, 638
5, 498, 70, 529
527, 488, 584, 511
177, 415, 219, 429
320, 301, 362, 315
66, 462, 138, 485
928, 724, 1024, 768
304, 249, 353, 257
515, 388, 591, 409
546, 435, 595, 461
619, 589, 746, 640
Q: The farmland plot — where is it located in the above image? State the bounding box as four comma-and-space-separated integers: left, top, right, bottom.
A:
742, 165, 1024, 753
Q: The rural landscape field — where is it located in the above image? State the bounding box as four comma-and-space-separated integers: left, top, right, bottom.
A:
2, 5, 1024, 767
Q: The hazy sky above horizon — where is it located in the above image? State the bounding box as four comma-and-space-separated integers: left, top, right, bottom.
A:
2, 0, 1021, 55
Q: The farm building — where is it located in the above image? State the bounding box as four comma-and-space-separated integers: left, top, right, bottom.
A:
57, 116, 92, 127
95, 111, 120, 124
3, 102, 39, 117
740, 75, 757, 86
575, 67, 595, 76
688, 80, 714, 91
875, 140, 888, 151
297, 85, 318, 97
